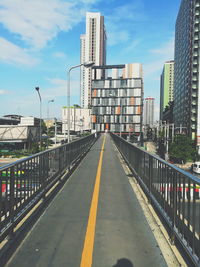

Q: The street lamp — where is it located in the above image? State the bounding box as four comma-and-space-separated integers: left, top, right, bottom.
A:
67, 61, 94, 143
35, 86, 42, 149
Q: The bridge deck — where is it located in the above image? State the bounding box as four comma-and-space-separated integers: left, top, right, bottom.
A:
7, 134, 168, 267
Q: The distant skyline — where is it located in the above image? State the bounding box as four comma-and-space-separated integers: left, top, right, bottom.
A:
0, 0, 180, 119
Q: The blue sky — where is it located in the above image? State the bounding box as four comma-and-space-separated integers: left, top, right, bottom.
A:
0, 0, 180, 120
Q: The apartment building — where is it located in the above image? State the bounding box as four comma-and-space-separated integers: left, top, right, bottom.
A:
174, 0, 200, 152
143, 97, 155, 126
160, 61, 174, 120
80, 12, 106, 108
91, 63, 143, 136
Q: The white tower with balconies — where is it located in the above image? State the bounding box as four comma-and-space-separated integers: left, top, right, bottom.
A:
80, 12, 106, 108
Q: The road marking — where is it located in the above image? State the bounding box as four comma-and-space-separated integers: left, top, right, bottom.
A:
80, 135, 106, 267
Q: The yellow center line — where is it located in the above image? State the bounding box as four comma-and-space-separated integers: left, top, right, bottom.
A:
80, 135, 106, 267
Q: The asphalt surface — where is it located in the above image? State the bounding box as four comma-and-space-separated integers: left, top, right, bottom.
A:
6, 134, 168, 267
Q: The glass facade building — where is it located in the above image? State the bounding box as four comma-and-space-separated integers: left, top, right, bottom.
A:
91, 64, 143, 136
174, 0, 200, 147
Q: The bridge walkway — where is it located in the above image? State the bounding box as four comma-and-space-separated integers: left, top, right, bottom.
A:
6, 134, 173, 267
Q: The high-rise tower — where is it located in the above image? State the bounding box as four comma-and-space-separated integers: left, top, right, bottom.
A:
160, 61, 174, 120
144, 97, 155, 127
80, 12, 106, 108
174, 0, 200, 151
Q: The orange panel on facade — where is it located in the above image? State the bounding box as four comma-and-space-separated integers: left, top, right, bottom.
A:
106, 123, 109, 130
116, 106, 121, 115
92, 115, 96, 123
130, 97, 134, 105
137, 106, 141, 114
93, 89, 97, 97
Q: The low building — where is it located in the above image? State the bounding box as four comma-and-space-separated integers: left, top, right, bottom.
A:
20, 116, 40, 126
0, 125, 39, 150
0, 115, 20, 125
0, 116, 40, 150
62, 106, 91, 134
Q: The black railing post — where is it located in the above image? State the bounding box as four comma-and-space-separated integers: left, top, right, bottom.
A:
8, 166, 15, 240
148, 156, 153, 203
170, 170, 176, 245
192, 183, 196, 254
110, 132, 200, 265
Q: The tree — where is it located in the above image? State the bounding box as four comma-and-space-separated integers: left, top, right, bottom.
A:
169, 134, 197, 163
157, 138, 166, 159
41, 120, 47, 134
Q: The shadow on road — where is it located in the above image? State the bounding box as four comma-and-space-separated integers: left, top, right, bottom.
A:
112, 258, 134, 267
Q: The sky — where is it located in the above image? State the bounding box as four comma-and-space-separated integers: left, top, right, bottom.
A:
0, 0, 181, 120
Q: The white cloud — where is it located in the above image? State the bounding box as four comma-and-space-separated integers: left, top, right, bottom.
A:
144, 59, 165, 77
110, 2, 145, 23
0, 37, 39, 66
144, 38, 174, 77
0, 0, 75, 49
150, 38, 174, 57
0, 89, 8, 95
0, 0, 98, 50
106, 1, 146, 46
108, 30, 130, 46
125, 39, 141, 52
46, 78, 79, 98
53, 52, 67, 59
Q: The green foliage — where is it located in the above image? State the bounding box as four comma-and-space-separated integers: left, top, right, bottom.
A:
41, 120, 47, 134
169, 134, 197, 163
0, 150, 30, 158
157, 138, 166, 159
81, 132, 90, 137
30, 143, 40, 154
0, 142, 41, 158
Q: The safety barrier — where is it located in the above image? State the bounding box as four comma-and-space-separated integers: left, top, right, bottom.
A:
0, 134, 96, 243
111, 133, 200, 266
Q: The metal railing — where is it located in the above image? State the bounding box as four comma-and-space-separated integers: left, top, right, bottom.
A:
111, 133, 200, 266
0, 134, 96, 243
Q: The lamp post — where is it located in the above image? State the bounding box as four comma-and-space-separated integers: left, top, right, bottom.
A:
35, 86, 42, 149
67, 61, 94, 143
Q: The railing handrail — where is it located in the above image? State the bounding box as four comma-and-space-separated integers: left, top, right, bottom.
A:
0, 133, 96, 246
0, 134, 95, 171
111, 132, 200, 266
116, 134, 200, 184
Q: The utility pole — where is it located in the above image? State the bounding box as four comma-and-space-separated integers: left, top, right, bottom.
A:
35, 87, 42, 150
